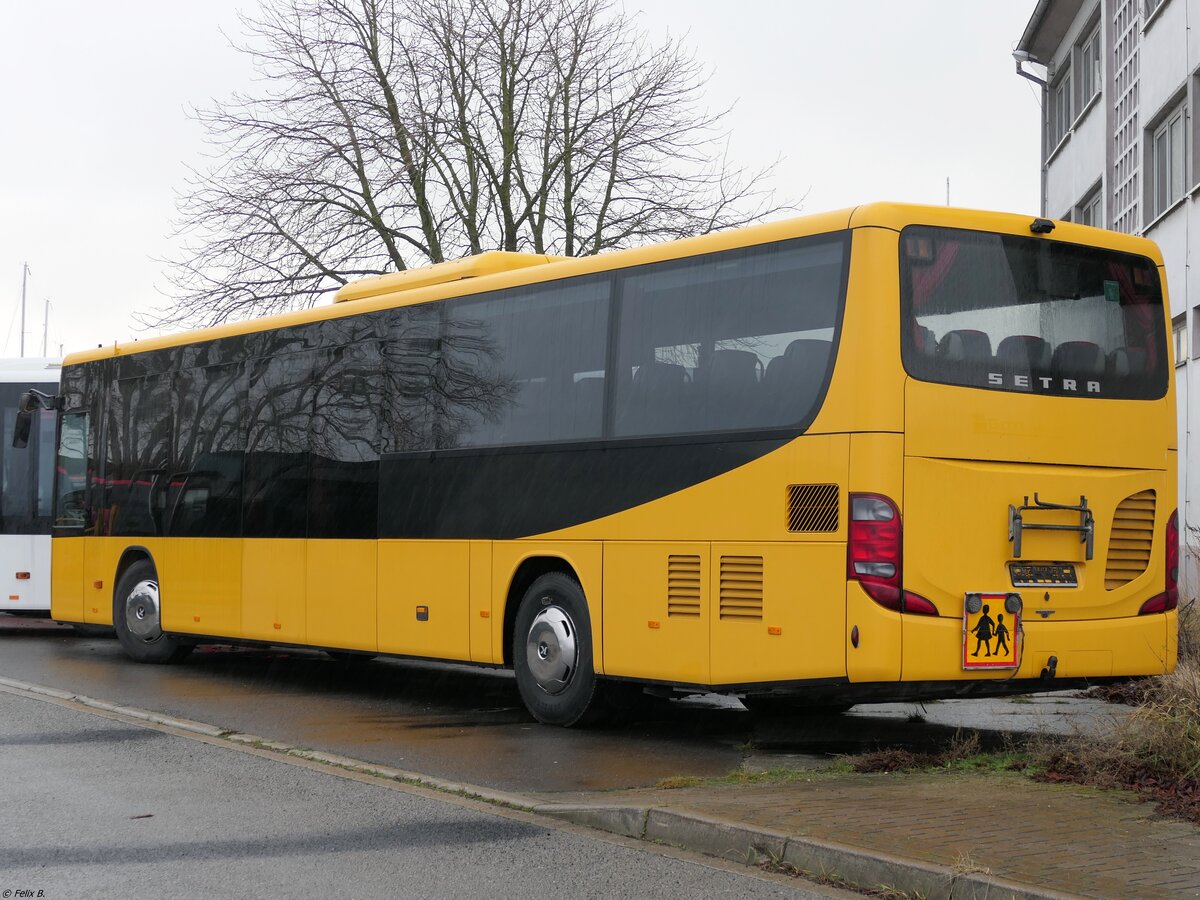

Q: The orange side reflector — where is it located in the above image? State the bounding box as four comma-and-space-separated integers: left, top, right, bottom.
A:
647, 620, 661, 629
93, 580, 104, 590
193, 616, 201, 622
91, 607, 98, 614
479, 610, 490, 618
8, 595, 18, 601
273, 623, 282, 630
767, 626, 782, 636
15, 572, 30, 580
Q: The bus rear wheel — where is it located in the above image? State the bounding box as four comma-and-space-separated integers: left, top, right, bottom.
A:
113, 560, 192, 664
513, 573, 600, 727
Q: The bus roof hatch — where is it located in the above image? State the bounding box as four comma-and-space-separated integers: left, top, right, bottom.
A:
333, 251, 565, 303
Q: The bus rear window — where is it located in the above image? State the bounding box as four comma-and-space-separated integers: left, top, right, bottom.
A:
900, 226, 1168, 400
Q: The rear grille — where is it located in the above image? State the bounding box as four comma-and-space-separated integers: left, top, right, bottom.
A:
719, 555, 764, 620
667, 555, 702, 618
1106, 490, 1155, 590
787, 483, 839, 532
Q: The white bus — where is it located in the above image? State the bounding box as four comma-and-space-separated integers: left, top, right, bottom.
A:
1, 358, 59, 617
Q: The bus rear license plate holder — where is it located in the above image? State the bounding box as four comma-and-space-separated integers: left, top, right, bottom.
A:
1009, 562, 1077, 588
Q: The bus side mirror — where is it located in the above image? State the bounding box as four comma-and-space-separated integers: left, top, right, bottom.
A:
11, 389, 63, 449
11, 403, 32, 449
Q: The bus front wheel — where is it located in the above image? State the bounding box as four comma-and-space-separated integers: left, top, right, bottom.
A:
113, 560, 192, 664
513, 573, 599, 727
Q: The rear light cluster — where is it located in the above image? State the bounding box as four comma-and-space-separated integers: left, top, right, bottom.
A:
847, 493, 937, 616
1139, 509, 1179, 615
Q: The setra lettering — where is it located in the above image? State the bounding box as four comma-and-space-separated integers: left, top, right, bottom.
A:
986, 373, 1101, 394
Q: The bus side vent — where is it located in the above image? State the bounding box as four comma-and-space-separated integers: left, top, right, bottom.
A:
787, 483, 839, 533
720, 556, 764, 620
1106, 490, 1156, 590
667, 555, 702, 618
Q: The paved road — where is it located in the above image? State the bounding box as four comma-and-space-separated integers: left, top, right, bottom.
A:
0, 689, 838, 899
0, 616, 1128, 796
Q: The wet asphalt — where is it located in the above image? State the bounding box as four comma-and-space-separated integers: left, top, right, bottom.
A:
0, 614, 1129, 795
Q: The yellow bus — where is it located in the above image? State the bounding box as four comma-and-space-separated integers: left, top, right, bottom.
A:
33, 203, 1178, 725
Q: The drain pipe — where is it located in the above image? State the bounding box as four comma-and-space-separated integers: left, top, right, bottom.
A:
1014, 51, 1049, 218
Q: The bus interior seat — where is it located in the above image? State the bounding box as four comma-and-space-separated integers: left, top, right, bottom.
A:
697, 348, 762, 425
1107, 346, 1147, 376
763, 339, 831, 421
1051, 341, 1105, 377
914, 325, 937, 355
620, 361, 690, 434
995, 335, 1052, 370
937, 329, 992, 362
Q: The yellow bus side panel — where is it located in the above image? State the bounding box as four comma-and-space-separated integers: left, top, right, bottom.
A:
161, 539, 242, 636
309, 540, 377, 652
603, 542, 710, 685
806, 227, 904, 436
845, 432, 905, 682
241, 540, 304, 644
50, 539, 84, 623
82, 538, 126, 626
901, 611, 1170, 681
541, 435, 851, 544
710, 542, 846, 685
468, 541, 494, 663
491, 542, 603, 673
378, 541, 467, 660
846, 582, 903, 683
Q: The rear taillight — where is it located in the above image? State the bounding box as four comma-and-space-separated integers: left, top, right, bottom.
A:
1139, 508, 1179, 615
847, 493, 938, 615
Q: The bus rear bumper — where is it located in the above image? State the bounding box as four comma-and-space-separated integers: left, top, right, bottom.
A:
901, 609, 1174, 682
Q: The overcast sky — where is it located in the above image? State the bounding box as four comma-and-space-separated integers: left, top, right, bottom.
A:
0, 0, 1041, 358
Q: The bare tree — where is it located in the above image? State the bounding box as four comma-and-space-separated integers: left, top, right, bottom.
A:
155, 0, 790, 328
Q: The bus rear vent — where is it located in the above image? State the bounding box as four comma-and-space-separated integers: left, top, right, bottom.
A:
720, 556, 764, 620
1106, 490, 1156, 590
787, 483, 839, 532
667, 555, 702, 618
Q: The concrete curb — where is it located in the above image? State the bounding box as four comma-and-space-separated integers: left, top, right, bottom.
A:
0, 674, 1081, 899
536, 803, 1082, 900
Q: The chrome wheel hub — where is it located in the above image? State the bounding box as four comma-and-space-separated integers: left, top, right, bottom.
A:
124, 579, 162, 643
525, 605, 577, 695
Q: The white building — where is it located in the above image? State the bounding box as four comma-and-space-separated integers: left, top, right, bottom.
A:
1017, 0, 1198, 577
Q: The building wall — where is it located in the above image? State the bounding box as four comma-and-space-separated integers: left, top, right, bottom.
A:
1044, 1, 1108, 219
1031, 0, 1200, 586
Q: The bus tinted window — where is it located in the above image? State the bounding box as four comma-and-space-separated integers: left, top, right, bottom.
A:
0, 382, 58, 535
170, 363, 248, 537
437, 276, 611, 448
901, 226, 1168, 399
55, 412, 89, 530
613, 236, 847, 437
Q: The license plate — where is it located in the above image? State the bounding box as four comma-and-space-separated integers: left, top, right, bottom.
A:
1009, 562, 1077, 587
963, 593, 1020, 670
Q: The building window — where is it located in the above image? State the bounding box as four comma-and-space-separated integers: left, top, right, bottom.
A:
1191, 309, 1200, 360
1151, 103, 1186, 220
1051, 65, 1073, 147
1174, 314, 1187, 366
1076, 186, 1103, 227
1079, 23, 1102, 106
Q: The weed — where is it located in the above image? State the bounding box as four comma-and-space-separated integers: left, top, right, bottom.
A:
950, 850, 991, 877
1029, 657, 1200, 823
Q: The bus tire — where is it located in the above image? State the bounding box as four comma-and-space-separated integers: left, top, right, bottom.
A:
113, 559, 192, 664
512, 572, 599, 727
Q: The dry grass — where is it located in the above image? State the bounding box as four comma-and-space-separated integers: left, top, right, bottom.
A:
1033, 655, 1200, 823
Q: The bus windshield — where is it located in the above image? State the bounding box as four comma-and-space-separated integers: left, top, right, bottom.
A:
900, 226, 1168, 400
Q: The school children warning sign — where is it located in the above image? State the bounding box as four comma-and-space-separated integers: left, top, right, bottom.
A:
962, 593, 1020, 670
